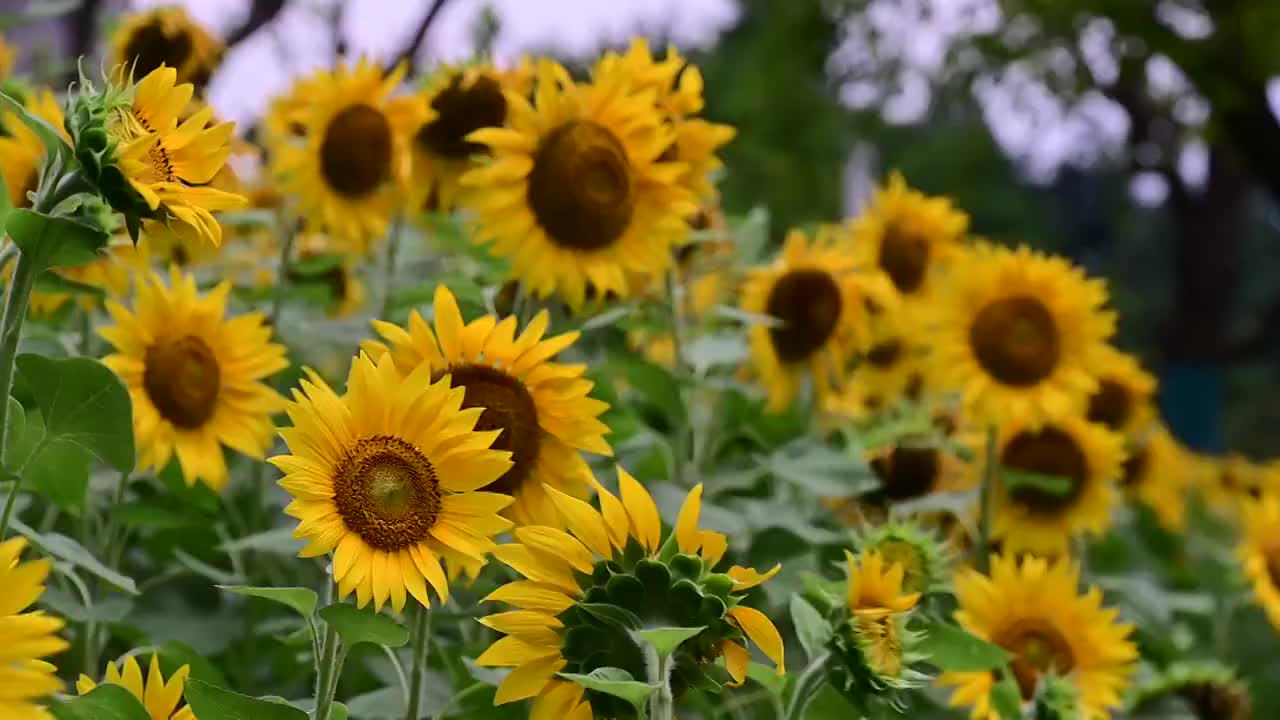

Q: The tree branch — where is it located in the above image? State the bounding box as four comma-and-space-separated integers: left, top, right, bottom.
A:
225, 0, 288, 48
388, 0, 453, 77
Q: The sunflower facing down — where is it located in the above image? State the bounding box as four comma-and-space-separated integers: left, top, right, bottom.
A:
0, 537, 68, 720
270, 59, 428, 251
1121, 424, 1190, 532
99, 268, 287, 491
940, 554, 1137, 720
1085, 346, 1156, 436
274, 352, 517, 613
476, 474, 784, 718
77, 655, 194, 720
927, 243, 1116, 427
1238, 494, 1280, 631
111, 6, 223, 89
460, 59, 697, 310
362, 285, 611, 528
741, 226, 898, 412
989, 414, 1125, 556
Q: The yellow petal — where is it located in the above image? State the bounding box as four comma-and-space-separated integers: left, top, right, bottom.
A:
544, 485, 612, 558
729, 606, 785, 674
475, 635, 559, 668
722, 640, 749, 687
618, 467, 661, 553
728, 564, 781, 591
675, 484, 704, 554
495, 655, 567, 704
484, 581, 575, 614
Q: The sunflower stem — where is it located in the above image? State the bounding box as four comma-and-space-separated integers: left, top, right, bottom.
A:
404, 603, 433, 719
783, 652, 830, 720
0, 250, 39, 539
647, 648, 677, 720
976, 425, 998, 573
269, 213, 297, 326
380, 213, 406, 321
313, 618, 343, 720
664, 269, 692, 486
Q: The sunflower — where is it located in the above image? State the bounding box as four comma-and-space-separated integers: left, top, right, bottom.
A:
827, 335, 932, 420
850, 171, 969, 304
854, 521, 952, 595
269, 59, 426, 251
76, 655, 194, 720
476, 473, 783, 717
99, 268, 287, 490
1238, 494, 1280, 630
1085, 346, 1156, 435
927, 243, 1115, 427
0, 34, 14, 78
362, 285, 611, 527
111, 6, 222, 88
0, 89, 67, 210
1201, 454, 1269, 516
1121, 424, 1190, 532
829, 549, 924, 706
411, 61, 532, 211
0, 537, 68, 720
988, 414, 1124, 556
741, 225, 897, 412
274, 351, 518, 612
459, 59, 697, 310
940, 554, 1137, 719
865, 438, 976, 506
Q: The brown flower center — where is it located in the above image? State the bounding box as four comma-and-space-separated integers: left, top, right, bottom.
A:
969, 296, 1060, 387
993, 617, 1075, 700
121, 20, 193, 79
418, 75, 507, 159
1000, 427, 1088, 514
870, 446, 940, 502
879, 222, 930, 294
320, 104, 393, 198
1120, 445, 1148, 488
333, 435, 440, 551
865, 339, 903, 369
1087, 378, 1132, 431
146, 139, 177, 183
143, 335, 221, 429
440, 364, 540, 495
527, 121, 635, 252
765, 269, 843, 363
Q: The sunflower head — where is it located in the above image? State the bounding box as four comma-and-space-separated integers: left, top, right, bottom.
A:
853, 521, 952, 595
1121, 423, 1191, 532
477, 474, 784, 717
76, 654, 194, 720
111, 6, 223, 89
1131, 661, 1252, 720
0, 536, 69, 716
1238, 493, 1280, 631
1085, 346, 1156, 436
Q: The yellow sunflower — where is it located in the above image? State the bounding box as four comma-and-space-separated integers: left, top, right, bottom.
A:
273, 351, 517, 613
411, 60, 532, 211
741, 225, 897, 412
940, 554, 1137, 719
867, 438, 977, 506
99, 268, 287, 491
1201, 454, 1269, 516
927, 243, 1116, 427
362, 285, 611, 527
0, 90, 66, 210
850, 171, 969, 304
460, 59, 697, 310
1085, 346, 1156, 436
111, 6, 223, 88
0, 537, 68, 720
476, 473, 783, 716
841, 550, 921, 679
1239, 494, 1280, 630
76, 655, 194, 720
1121, 424, 1190, 532
0, 34, 14, 78
826, 335, 932, 420
270, 59, 427, 251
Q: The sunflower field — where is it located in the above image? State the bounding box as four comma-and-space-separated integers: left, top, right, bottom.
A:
0, 3, 1276, 720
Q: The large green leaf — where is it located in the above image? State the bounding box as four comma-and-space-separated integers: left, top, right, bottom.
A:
919, 621, 1012, 672
7, 407, 90, 512
50, 684, 151, 720
219, 585, 318, 619
15, 353, 134, 471
319, 603, 409, 648
558, 667, 654, 708
6, 208, 109, 269
789, 595, 834, 663
183, 678, 309, 720
8, 515, 137, 593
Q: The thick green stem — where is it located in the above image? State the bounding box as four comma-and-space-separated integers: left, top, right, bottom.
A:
380, 214, 405, 321
404, 604, 433, 719
783, 653, 830, 720
313, 620, 342, 720
976, 425, 998, 573
647, 651, 676, 720
664, 270, 691, 486
0, 250, 39, 539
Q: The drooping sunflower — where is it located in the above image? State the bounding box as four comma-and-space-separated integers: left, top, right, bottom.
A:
0, 537, 68, 720
741, 225, 897, 412
269, 59, 427, 251
989, 414, 1124, 556
1238, 494, 1280, 630
1085, 346, 1156, 436
76, 655, 194, 720
476, 473, 783, 718
362, 285, 611, 527
111, 6, 223, 89
940, 554, 1137, 719
460, 59, 697, 310
0, 89, 66, 210
99, 268, 288, 491
273, 351, 517, 613
1121, 424, 1190, 532
411, 61, 532, 212
850, 171, 969, 304
927, 243, 1116, 427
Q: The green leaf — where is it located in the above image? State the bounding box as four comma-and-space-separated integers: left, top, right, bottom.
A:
789, 595, 833, 663
218, 585, 317, 619
558, 667, 654, 708
6, 209, 109, 269
918, 621, 1012, 672
319, 603, 410, 648
50, 683, 151, 720
684, 332, 749, 374
1001, 468, 1074, 497
183, 678, 309, 720
7, 515, 138, 593
0, 92, 71, 165
218, 528, 307, 557
25, 439, 91, 514
41, 585, 133, 623
173, 549, 242, 586
577, 602, 642, 631
991, 671, 1025, 720
15, 353, 134, 471
764, 441, 879, 498
631, 626, 706, 658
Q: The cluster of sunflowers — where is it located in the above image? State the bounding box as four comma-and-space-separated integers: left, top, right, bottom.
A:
0, 6, 1276, 720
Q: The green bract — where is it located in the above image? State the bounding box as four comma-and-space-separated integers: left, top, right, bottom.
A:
65, 72, 153, 241
853, 520, 951, 596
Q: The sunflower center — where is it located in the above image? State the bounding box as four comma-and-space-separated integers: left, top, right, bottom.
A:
527, 121, 635, 252
879, 222, 930, 294
1000, 427, 1088, 514
1120, 445, 1148, 488
1087, 379, 1132, 431
121, 20, 193, 79
145, 139, 178, 183
333, 435, 440, 551
865, 339, 903, 368
419, 75, 507, 159
765, 269, 843, 364
142, 335, 221, 429
876, 539, 927, 593
969, 296, 1060, 387
994, 618, 1075, 700
442, 364, 539, 495
320, 104, 393, 198
852, 613, 903, 676
870, 446, 940, 502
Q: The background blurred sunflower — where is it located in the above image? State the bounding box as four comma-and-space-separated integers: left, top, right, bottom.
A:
76, 655, 194, 720
0, 89, 65, 210
111, 6, 223, 89
1085, 346, 1157, 436
1121, 423, 1191, 532
0, 537, 67, 720
1239, 494, 1280, 630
